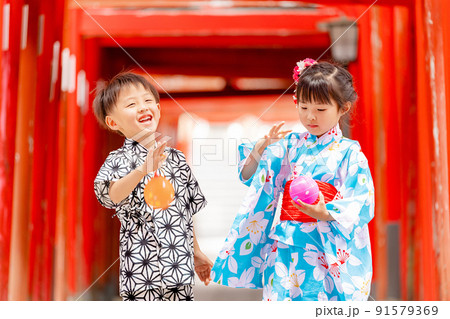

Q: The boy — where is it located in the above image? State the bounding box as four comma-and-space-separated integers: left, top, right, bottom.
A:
93, 72, 212, 301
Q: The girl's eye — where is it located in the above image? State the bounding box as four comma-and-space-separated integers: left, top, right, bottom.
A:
145, 99, 153, 103
300, 107, 307, 110
317, 109, 326, 112
127, 103, 135, 107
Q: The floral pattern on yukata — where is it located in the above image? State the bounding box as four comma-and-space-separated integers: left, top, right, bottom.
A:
94, 138, 207, 298
211, 125, 374, 301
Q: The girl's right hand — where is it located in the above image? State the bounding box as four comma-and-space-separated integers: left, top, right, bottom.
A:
240, 122, 291, 181
255, 121, 292, 153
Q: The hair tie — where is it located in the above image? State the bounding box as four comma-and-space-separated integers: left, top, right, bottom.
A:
293, 58, 317, 104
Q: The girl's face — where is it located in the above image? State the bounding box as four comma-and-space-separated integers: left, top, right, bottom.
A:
105, 84, 161, 140
297, 99, 349, 137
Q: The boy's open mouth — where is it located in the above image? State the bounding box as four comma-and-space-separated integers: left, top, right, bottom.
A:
138, 114, 153, 123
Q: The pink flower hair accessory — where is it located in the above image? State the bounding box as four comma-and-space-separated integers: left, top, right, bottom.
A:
293, 58, 317, 84
293, 58, 317, 104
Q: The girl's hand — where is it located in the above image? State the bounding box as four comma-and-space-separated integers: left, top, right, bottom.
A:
194, 251, 213, 286
255, 122, 292, 153
291, 192, 335, 221
241, 122, 292, 181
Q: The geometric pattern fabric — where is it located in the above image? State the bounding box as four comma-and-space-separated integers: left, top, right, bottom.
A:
94, 138, 207, 298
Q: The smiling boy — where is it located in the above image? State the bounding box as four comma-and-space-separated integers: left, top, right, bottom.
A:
93, 72, 212, 301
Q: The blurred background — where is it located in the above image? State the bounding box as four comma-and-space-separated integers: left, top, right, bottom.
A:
1, 0, 450, 301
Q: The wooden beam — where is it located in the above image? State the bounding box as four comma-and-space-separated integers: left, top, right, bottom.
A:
72, 0, 321, 9
288, 0, 413, 7
77, 7, 342, 38
96, 34, 331, 49
73, 0, 412, 9
99, 47, 331, 79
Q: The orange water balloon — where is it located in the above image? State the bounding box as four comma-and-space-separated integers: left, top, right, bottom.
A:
144, 175, 175, 210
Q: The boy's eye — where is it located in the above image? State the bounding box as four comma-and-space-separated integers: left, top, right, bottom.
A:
145, 99, 153, 103
317, 109, 326, 112
300, 107, 307, 110
127, 103, 135, 107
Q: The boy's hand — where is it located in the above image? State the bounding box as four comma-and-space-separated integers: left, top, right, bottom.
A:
138, 139, 168, 175
194, 251, 213, 286
131, 129, 171, 175
291, 192, 334, 221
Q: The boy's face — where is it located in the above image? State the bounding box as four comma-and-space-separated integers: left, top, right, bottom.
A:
105, 84, 161, 140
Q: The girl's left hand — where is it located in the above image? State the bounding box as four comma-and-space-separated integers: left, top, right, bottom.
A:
291, 192, 335, 221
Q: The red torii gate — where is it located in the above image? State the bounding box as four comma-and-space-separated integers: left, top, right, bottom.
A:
0, 0, 449, 301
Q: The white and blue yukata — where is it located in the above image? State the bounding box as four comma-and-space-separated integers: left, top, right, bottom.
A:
211, 125, 375, 301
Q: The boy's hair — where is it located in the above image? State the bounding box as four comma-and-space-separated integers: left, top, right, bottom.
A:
93, 72, 160, 129
296, 62, 357, 110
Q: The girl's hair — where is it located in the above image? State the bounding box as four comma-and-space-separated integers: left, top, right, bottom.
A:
93, 72, 160, 129
296, 62, 357, 109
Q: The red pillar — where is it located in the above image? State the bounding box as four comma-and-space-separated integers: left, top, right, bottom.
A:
392, 6, 417, 301
364, 5, 391, 301
65, 7, 83, 298
28, 0, 65, 301
350, 3, 417, 301
346, 5, 377, 297
444, 2, 450, 274
414, 0, 450, 301
54, 0, 70, 301
8, 0, 39, 300
81, 37, 105, 295
0, 0, 22, 300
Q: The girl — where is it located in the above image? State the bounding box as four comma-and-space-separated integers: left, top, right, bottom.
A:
211, 59, 375, 301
